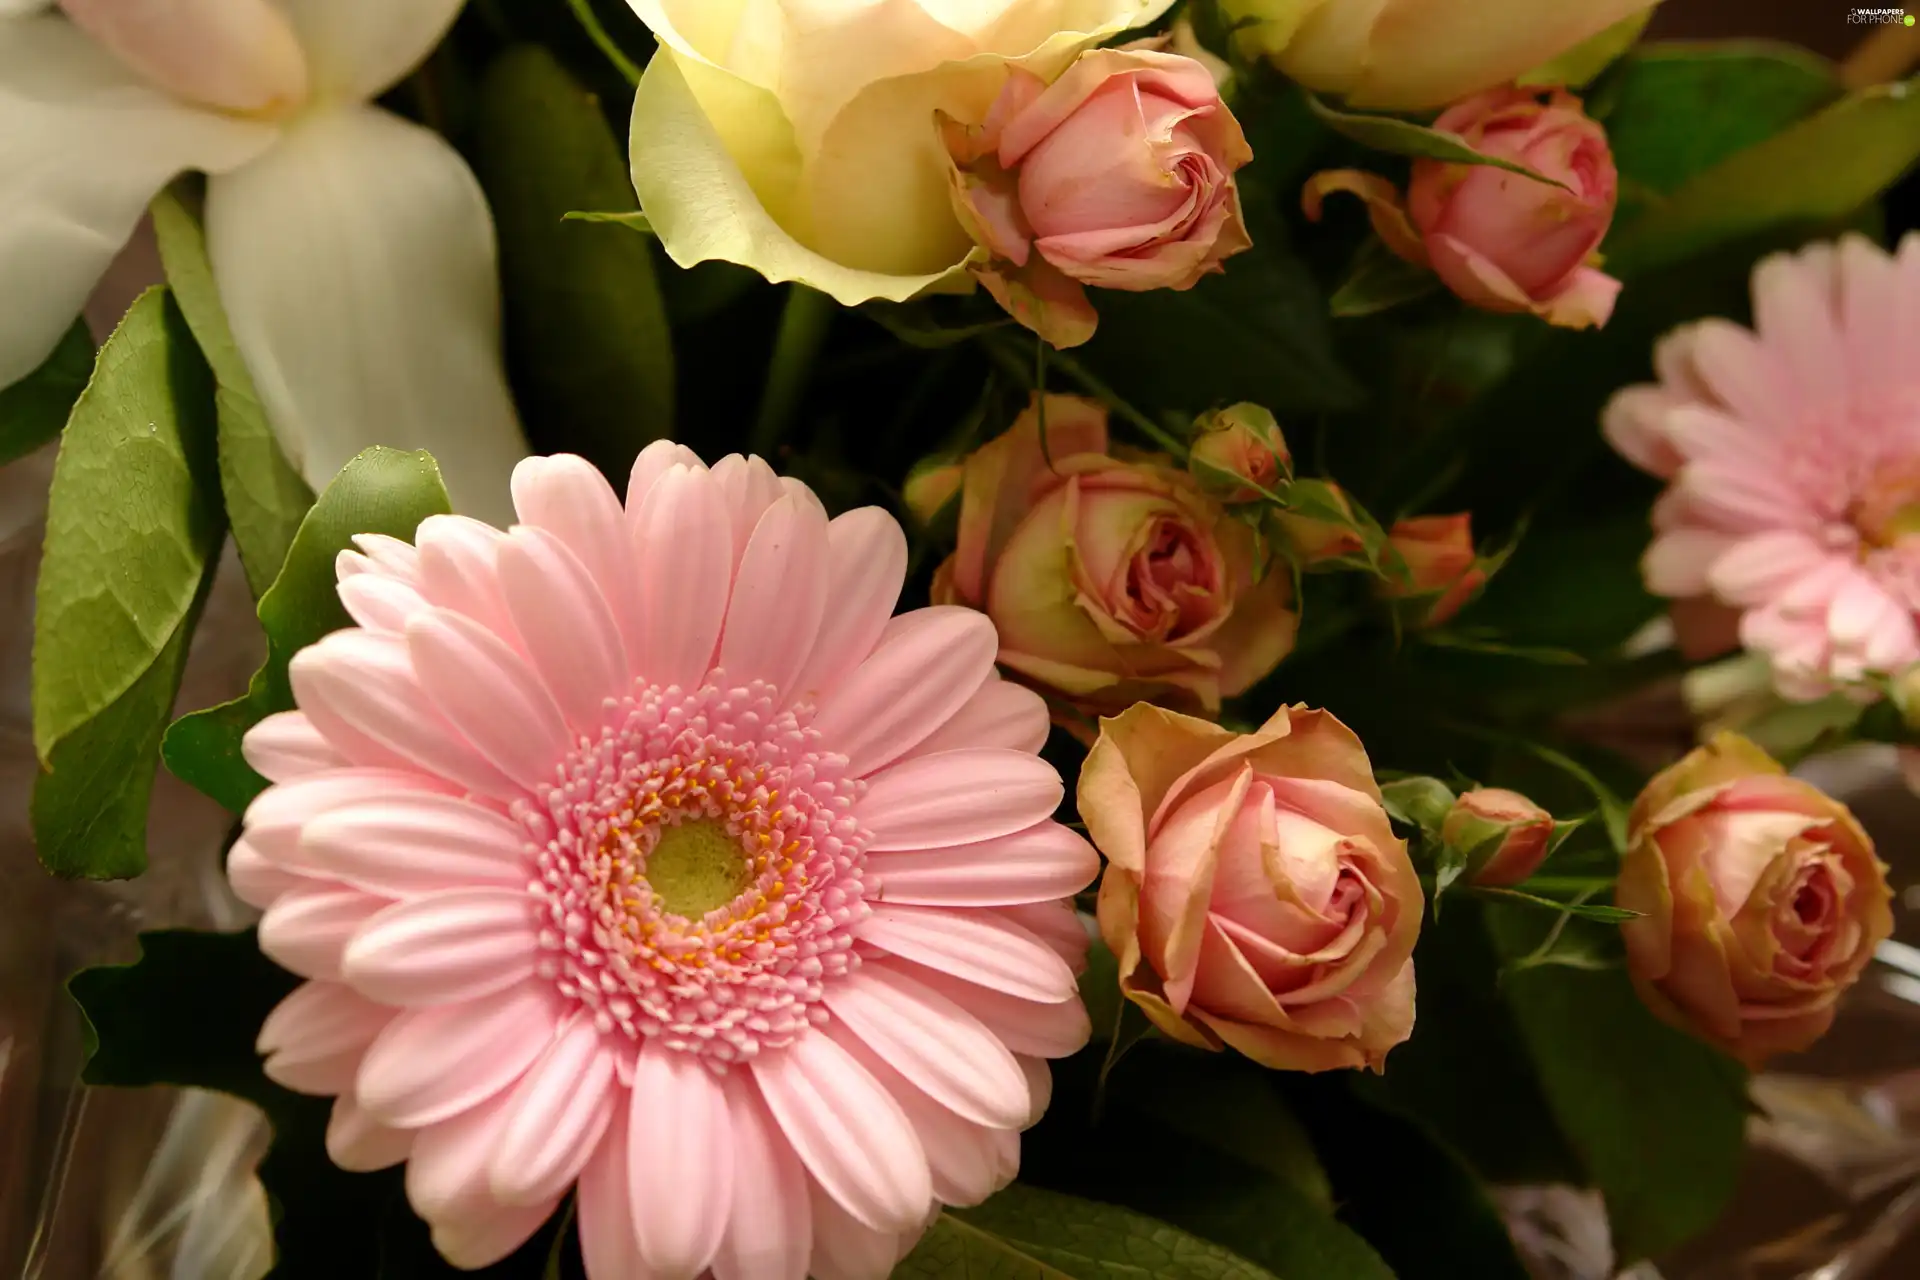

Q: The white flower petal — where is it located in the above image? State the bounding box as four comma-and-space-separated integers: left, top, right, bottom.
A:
205, 104, 528, 522
0, 15, 274, 388
277, 0, 464, 102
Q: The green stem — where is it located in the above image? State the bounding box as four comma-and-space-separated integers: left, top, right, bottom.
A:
1512, 876, 1616, 895
566, 0, 643, 85
750, 285, 835, 458
981, 332, 1186, 458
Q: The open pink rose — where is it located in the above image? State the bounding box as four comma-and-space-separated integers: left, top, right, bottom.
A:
1305, 86, 1620, 329
916, 394, 1297, 720
1081, 703, 1422, 1071
942, 48, 1253, 347
1617, 733, 1893, 1067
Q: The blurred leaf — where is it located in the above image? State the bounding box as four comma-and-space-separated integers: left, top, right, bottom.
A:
1380, 775, 1456, 831
900, 1184, 1286, 1279
1608, 74, 1920, 276
30, 289, 223, 879
1329, 238, 1441, 317
1475, 885, 1641, 922
164, 447, 451, 812
151, 182, 313, 598
562, 209, 651, 232
1517, 10, 1653, 88
1306, 94, 1568, 188
474, 45, 674, 475
71, 929, 560, 1277
1486, 907, 1749, 1259
0, 320, 92, 466
1600, 42, 1841, 199
1418, 631, 1588, 665
1079, 236, 1363, 418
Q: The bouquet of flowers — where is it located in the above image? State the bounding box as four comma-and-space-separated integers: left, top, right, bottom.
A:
8, 0, 1920, 1276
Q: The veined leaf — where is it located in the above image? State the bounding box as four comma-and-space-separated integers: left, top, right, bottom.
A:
151, 182, 313, 598
163, 447, 450, 812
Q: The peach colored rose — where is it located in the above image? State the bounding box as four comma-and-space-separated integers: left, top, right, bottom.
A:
941, 48, 1252, 347
1080, 702, 1422, 1071
1383, 513, 1485, 626
1188, 403, 1291, 504
920, 393, 1297, 717
1443, 787, 1554, 886
1305, 87, 1620, 330
1276, 481, 1364, 567
1617, 733, 1893, 1067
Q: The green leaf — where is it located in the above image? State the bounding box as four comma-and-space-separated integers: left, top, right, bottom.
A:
1486, 906, 1749, 1259
150, 182, 314, 598
0, 319, 92, 466
1599, 42, 1841, 199
1305, 94, 1569, 188
30, 288, 223, 878
899, 1185, 1284, 1279
1078, 235, 1363, 419
1474, 885, 1641, 922
1516, 10, 1652, 88
1608, 74, 1920, 276
1329, 239, 1440, 318
164, 447, 451, 812
1379, 775, 1456, 831
561, 208, 653, 232
474, 44, 675, 476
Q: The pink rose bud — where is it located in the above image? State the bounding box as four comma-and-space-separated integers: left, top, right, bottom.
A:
930, 393, 1298, 717
1276, 481, 1364, 567
1189, 403, 1291, 503
1382, 514, 1486, 626
1442, 788, 1554, 886
1304, 86, 1621, 330
941, 48, 1254, 348
1081, 703, 1422, 1071
1617, 733, 1893, 1067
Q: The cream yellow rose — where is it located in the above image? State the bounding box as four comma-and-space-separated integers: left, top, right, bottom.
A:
623, 0, 1177, 304
1218, 0, 1660, 110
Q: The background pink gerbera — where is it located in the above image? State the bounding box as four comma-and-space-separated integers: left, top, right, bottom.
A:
1605, 232, 1920, 700
232, 446, 1100, 1277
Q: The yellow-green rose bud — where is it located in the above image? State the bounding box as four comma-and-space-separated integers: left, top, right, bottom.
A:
1442, 787, 1554, 886
1189, 403, 1291, 503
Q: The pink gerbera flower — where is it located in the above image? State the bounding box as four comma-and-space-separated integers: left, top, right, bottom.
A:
232, 446, 1099, 1277
1606, 233, 1920, 699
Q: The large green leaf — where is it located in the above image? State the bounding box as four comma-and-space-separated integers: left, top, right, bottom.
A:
1306, 94, 1568, 187
0, 319, 92, 466
899, 1185, 1284, 1280
150, 183, 314, 598
1607, 74, 1920, 276
473, 44, 674, 475
70, 930, 559, 1278
164, 447, 451, 812
1599, 42, 1840, 200
30, 288, 223, 878
1485, 906, 1749, 1259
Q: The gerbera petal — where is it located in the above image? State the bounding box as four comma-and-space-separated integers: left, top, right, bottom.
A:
258, 884, 390, 980
823, 964, 1028, 1129
711, 1072, 812, 1280
857, 904, 1077, 1003
628, 1042, 732, 1276
356, 982, 557, 1129
405, 1089, 517, 1219
994, 901, 1091, 972
241, 711, 348, 782
348, 532, 423, 583
632, 463, 732, 689
496, 525, 628, 732
830, 1024, 1011, 1207
289, 631, 524, 801
751, 1031, 931, 1234
625, 438, 705, 518
413, 514, 520, 644
206, 105, 528, 520
904, 677, 1050, 758
489, 1015, 618, 1208
406, 607, 572, 788
326, 1095, 412, 1172
0, 14, 274, 389
806, 1180, 912, 1280
243, 766, 457, 872
1829, 573, 1902, 651
717, 492, 831, 695
1750, 248, 1848, 418
812, 607, 999, 777
302, 792, 531, 895
1706, 532, 1832, 607
1016, 1055, 1053, 1127
711, 453, 787, 572
257, 980, 391, 1094
1837, 234, 1906, 404
342, 888, 540, 1006
790, 508, 909, 707
857, 749, 1064, 851
868, 822, 1098, 907
227, 838, 310, 909
1643, 529, 1735, 597
1684, 319, 1800, 439
337, 571, 430, 633
429, 1196, 561, 1271
510, 454, 648, 671
576, 1110, 646, 1280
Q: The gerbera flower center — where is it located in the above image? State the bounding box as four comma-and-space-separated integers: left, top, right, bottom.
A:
1847, 459, 1920, 549
517, 676, 871, 1066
